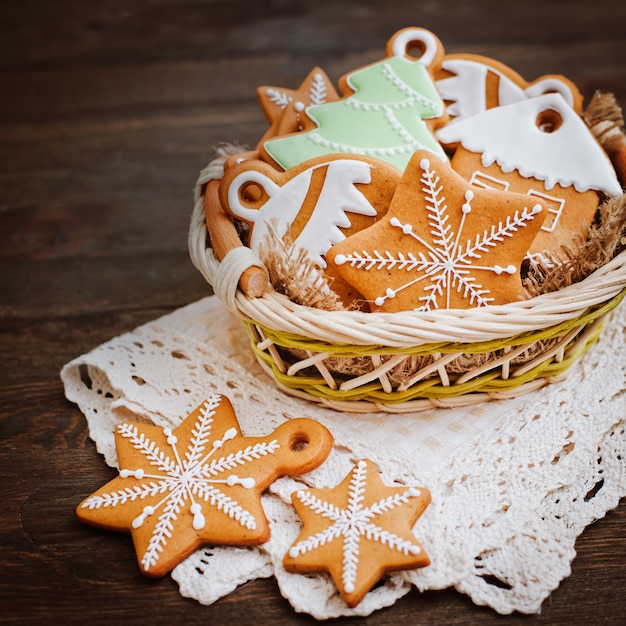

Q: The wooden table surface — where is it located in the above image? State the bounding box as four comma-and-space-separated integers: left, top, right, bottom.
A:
2, 1, 625, 624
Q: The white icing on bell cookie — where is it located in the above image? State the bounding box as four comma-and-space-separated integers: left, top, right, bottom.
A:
224, 158, 377, 269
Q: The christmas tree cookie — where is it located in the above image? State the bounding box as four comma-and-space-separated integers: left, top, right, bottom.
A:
77, 395, 333, 577
284, 459, 431, 608
327, 151, 547, 312
262, 27, 448, 172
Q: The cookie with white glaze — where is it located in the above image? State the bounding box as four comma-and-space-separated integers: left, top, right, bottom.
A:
436, 93, 622, 261
77, 395, 333, 577
327, 151, 547, 312
284, 459, 431, 608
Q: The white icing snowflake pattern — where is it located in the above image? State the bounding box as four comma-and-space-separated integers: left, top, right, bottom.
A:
308, 71, 330, 106
289, 460, 423, 594
334, 157, 543, 311
265, 71, 329, 110
80, 396, 280, 572
265, 87, 291, 109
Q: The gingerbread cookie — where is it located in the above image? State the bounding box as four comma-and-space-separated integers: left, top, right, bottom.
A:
262, 27, 448, 172
77, 395, 333, 577
284, 459, 431, 608
327, 151, 547, 312
219, 154, 400, 306
436, 92, 622, 260
256, 67, 339, 146
436, 53, 583, 121
216, 69, 340, 171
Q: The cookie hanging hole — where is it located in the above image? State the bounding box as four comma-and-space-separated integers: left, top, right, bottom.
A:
240, 181, 268, 207
404, 39, 428, 62
536, 109, 563, 133
289, 432, 310, 453
389, 28, 439, 67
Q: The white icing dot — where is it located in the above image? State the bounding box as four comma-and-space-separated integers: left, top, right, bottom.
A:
132, 505, 155, 529
228, 475, 255, 488
223, 427, 237, 441
296, 490, 305, 499
294, 101, 305, 112
374, 297, 385, 306
465, 190, 474, 202
532, 203, 543, 214
494, 264, 517, 276
408, 487, 420, 497
289, 547, 299, 558
163, 428, 172, 436
389, 217, 401, 227
334, 254, 347, 265
134, 468, 145, 479
190, 503, 205, 530
402, 223, 413, 235
120, 469, 131, 478
420, 158, 430, 170
344, 582, 355, 593
385, 288, 395, 299
409, 545, 421, 555
167, 435, 178, 445
357, 460, 367, 469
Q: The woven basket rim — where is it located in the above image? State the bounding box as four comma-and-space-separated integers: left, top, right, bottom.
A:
189, 161, 626, 349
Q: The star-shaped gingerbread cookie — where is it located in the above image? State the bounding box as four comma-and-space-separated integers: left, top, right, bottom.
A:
256, 67, 339, 146
284, 459, 431, 608
327, 150, 547, 312
77, 394, 333, 577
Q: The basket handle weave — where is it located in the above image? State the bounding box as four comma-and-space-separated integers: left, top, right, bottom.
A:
189, 158, 268, 309
204, 179, 268, 298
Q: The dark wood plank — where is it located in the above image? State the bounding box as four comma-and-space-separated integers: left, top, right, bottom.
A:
1, 1, 625, 624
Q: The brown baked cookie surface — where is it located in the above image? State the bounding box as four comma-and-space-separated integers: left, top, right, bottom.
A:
327, 151, 547, 312
284, 459, 431, 608
77, 395, 333, 577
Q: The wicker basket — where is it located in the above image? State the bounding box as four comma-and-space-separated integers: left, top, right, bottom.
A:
189, 157, 626, 413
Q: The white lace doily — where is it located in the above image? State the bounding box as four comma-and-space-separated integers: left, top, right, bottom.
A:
61, 295, 626, 619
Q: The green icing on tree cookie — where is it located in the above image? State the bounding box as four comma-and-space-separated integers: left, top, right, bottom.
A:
264, 55, 447, 172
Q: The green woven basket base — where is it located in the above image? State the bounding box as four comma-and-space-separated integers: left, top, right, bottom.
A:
244, 290, 624, 406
